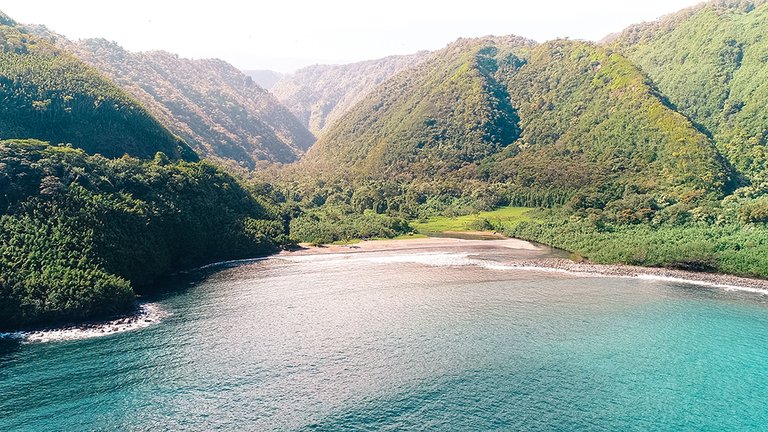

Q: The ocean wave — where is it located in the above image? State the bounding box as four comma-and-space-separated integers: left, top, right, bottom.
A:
0, 303, 170, 344
286, 251, 768, 296
196, 257, 268, 270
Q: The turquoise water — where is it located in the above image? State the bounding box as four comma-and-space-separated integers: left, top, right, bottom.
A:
2, 246, 768, 431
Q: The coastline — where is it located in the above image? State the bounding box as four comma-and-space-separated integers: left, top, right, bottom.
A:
0, 303, 169, 343
282, 235, 545, 255
7, 235, 768, 343
281, 236, 768, 293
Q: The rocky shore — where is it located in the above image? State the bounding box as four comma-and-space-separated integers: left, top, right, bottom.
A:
500, 258, 768, 293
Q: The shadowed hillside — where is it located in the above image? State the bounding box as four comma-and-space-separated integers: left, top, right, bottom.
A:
272, 52, 429, 135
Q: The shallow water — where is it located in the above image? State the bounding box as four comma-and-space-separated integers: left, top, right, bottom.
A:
2, 245, 768, 431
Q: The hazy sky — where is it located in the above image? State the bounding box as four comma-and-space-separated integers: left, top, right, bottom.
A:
1, 0, 703, 72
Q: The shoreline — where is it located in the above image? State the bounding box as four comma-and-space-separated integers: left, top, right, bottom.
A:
280, 236, 768, 293
282, 235, 547, 255
7, 235, 768, 342
488, 258, 768, 293
0, 303, 169, 344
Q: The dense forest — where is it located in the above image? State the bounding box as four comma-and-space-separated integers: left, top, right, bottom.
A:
301, 37, 534, 179
301, 36, 727, 203
612, 0, 768, 186
0, 141, 287, 330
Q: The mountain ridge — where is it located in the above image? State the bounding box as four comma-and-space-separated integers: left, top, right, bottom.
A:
610, 0, 768, 185
271, 51, 431, 135
0, 19, 196, 161
26, 27, 316, 169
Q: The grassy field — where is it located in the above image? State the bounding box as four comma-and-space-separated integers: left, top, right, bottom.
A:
411, 207, 536, 233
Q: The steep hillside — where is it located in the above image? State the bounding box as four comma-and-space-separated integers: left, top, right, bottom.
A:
31, 30, 316, 168
243, 69, 283, 90
490, 40, 729, 198
0, 21, 196, 161
304, 37, 729, 200
611, 0, 768, 184
271, 52, 429, 135
302, 37, 533, 177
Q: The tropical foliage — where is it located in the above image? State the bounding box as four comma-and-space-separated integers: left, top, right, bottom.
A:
0, 141, 286, 330
612, 0, 768, 184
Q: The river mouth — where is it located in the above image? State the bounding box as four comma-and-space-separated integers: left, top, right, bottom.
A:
3, 238, 768, 430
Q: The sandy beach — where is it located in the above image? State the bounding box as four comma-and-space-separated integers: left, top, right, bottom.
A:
282, 235, 545, 255
281, 236, 768, 293
8, 235, 768, 343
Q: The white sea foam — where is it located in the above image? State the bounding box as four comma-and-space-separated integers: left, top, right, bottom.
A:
197, 257, 268, 270
285, 251, 768, 296
365, 252, 477, 267
633, 274, 768, 295
0, 303, 170, 344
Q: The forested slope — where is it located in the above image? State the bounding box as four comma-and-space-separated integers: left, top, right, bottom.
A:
488, 40, 729, 200
27, 29, 316, 169
302, 37, 532, 178
0, 141, 286, 330
611, 0, 768, 185
0, 21, 196, 161
303, 37, 729, 204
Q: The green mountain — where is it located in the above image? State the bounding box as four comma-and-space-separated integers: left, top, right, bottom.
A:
304, 37, 729, 200
302, 37, 531, 178
0, 21, 196, 161
0, 15, 288, 330
492, 40, 728, 197
611, 0, 768, 185
271, 52, 429, 135
33, 31, 316, 168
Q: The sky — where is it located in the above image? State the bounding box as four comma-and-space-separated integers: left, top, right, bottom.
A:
1, 0, 703, 72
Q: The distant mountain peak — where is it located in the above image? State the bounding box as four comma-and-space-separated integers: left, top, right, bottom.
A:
271, 51, 431, 135
242, 70, 283, 90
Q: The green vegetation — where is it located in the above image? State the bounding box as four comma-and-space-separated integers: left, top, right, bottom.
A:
54, 37, 316, 168
289, 209, 410, 245
303, 37, 533, 179
304, 37, 729, 210
0, 141, 286, 330
0, 23, 196, 161
288, 27, 768, 280
612, 0, 768, 184
411, 206, 534, 233
510, 215, 768, 278
488, 40, 729, 200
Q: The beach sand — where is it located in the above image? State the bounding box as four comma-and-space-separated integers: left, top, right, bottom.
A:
281, 236, 768, 293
